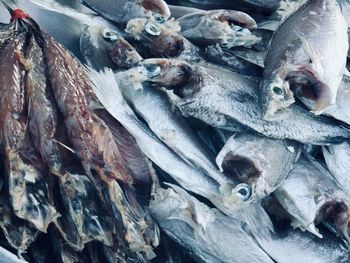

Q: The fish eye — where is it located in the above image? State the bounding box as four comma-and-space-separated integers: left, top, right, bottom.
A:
102, 29, 118, 42
144, 21, 161, 36
234, 183, 252, 201
143, 63, 161, 78
272, 86, 284, 95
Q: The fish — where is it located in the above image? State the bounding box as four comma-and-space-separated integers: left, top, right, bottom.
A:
168, 4, 202, 19
274, 154, 350, 242
0, 246, 28, 263
149, 185, 275, 263
125, 17, 201, 61
80, 24, 143, 71
139, 58, 350, 144
261, 0, 348, 118
177, 9, 260, 48
42, 32, 133, 185
116, 68, 236, 189
0, 30, 59, 233
80, 0, 171, 25
323, 141, 350, 197
24, 33, 62, 176
90, 68, 275, 239
216, 133, 300, 203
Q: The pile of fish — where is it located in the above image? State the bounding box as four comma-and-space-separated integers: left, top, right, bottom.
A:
1, 0, 350, 262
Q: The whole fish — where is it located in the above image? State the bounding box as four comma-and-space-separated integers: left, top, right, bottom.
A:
274, 154, 350, 242
80, 0, 171, 25
80, 24, 143, 71
177, 9, 260, 48
216, 133, 299, 203
261, 0, 348, 118
323, 141, 350, 197
139, 58, 350, 144
24, 34, 62, 175
0, 30, 58, 233
90, 68, 274, 237
42, 32, 133, 185
149, 185, 275, 263
116, 68, 235, 188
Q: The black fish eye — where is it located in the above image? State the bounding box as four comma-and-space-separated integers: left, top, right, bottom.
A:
235, 184, 252, 201
154, 13, 165, 23
143, 64, 161, 77
272, 86, 284, 95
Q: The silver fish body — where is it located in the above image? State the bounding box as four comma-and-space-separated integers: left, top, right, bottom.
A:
262, 0, 348, 118
150, 186, 275, 263
323, 141, 350, 197
274, 154, 350, 241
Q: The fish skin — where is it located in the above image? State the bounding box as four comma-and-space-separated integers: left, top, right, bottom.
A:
116, 69, 235, 187
150, 186, 275, 263
0, 31, 59, 233
274, 154, 350, 242
216, 133, 300, 203
177, 9, 260, 48
323, 141, 350, 197
24, 35, 62, 175
168, 4, 202, 19
80, 24, 142, 71
140, 58, 350, 144
42, 32, 133, 185
262, 0, 348, 118
254, 226, 350, 263
81, 0, 171, 25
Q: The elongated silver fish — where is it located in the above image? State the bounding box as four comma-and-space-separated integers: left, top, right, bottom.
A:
150, 185, 275, 263
274, 154, 350, 242
261, 0, 348, 118
216, 133, 300, 203
139, 58, 350, 144
116, 68, 235, 187
323, 141, 350, 197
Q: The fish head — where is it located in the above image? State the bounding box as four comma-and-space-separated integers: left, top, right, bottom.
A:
261, 72, 295, 120
141, 0, 171, 22
141, 58, 202, 97
126, 18, 185, 57
80, 25, 142, 70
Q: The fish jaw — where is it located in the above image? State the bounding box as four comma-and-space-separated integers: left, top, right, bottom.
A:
261, 71, 295, 120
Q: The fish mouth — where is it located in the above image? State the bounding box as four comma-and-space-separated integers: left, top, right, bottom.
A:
141, 0, 171, 21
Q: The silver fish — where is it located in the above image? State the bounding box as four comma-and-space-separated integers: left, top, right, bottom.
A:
177, 9, 260, 48
216, 133, 300, 203
116, 68, 235, 188
274, 154, 350, 242
0, 246, 28, 263
261, 0, 348, 118
323, 141, 350, 197
168, 4, 202, 19
150, 185, 275, 263
140, 58, 350, 144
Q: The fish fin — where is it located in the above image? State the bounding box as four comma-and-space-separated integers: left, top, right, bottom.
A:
306, 223, 323, 238
238, 202, 274, 239
28, 0, 96, 24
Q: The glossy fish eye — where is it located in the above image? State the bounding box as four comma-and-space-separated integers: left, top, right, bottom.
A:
144, 21, 161, 36
143, 63, 161, 78
102, 29, 118, 42
272, 86, 284, 95
234, 183, 252, 201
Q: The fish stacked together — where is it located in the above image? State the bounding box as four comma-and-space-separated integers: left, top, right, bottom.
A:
1, 0, 350, 262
